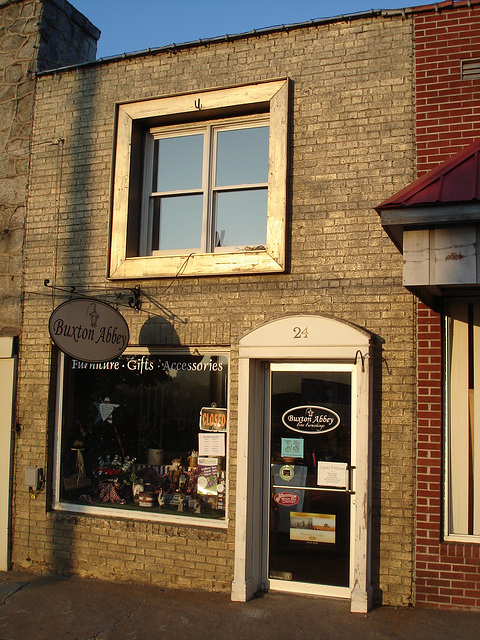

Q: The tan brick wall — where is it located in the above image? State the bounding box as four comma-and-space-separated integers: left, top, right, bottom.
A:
16, 13, 417, 604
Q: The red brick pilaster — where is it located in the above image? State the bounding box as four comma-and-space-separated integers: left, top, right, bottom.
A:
414, 1, 480, 609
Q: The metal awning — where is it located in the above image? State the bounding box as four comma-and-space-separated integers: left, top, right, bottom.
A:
376, 139, 480, 309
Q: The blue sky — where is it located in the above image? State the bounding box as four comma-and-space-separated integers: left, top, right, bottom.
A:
71, 0, 431, 59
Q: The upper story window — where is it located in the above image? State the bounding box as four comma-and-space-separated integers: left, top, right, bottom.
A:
141, 118, 269, 256
109, 79, 288, 280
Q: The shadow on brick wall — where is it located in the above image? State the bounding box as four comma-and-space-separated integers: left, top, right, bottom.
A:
371, 337, 385, 606
44, 59, 100, 579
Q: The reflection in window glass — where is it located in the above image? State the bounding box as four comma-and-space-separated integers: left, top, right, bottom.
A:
215, 126, 269, 187
146, 122, 270, 256
447, 301, 480, 536
58, 354, 228, 520
152, 194, 203, 252
215, 189, 268, 249
154, 134, 204, 192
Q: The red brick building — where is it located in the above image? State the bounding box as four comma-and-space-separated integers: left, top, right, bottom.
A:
378, 0, 480, 609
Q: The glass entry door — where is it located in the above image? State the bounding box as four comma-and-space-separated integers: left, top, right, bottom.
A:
268, 363, 353, 591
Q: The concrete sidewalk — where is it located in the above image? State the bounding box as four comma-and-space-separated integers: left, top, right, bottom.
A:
1, 571, 480, 640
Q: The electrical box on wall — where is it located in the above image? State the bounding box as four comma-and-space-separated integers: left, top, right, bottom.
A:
25, 466, 43, 491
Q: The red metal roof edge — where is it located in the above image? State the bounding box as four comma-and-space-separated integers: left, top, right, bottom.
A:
376, 138, 480, 211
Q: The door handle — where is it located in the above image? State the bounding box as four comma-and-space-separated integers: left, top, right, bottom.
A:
348, 465, 356, 493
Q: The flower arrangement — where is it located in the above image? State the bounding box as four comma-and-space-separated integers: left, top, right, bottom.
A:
94, 455, 136, 486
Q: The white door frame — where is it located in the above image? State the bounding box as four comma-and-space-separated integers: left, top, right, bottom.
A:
0, 337, 17, 571
231, 314, 373, 613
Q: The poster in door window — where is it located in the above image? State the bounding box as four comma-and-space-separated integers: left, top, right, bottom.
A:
290, 512, 336, 544
197, 457, 218, 495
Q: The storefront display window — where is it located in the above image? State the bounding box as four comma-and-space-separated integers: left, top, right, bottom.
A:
55, 351, 228, 522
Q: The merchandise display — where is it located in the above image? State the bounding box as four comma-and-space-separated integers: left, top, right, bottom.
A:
58, 353, 228, 519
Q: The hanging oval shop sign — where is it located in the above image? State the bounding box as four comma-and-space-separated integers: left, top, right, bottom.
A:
282, 405, 340, 435
49, 298, 129, 363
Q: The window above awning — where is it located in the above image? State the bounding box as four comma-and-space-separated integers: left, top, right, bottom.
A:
376, 139, 480, 309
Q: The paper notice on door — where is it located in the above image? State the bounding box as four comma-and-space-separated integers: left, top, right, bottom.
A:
281, 437, 304, 459
198, 432, 225, 457
290, 512, 336, 544
317, 461, 348, 489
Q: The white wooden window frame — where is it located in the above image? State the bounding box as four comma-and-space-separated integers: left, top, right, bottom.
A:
52, 348, 230, 529
444, 302, 480, 542
109, 79, 288, 280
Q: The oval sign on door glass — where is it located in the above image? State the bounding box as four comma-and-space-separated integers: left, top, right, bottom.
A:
281, 405, 340, 435
274, 492, 300, 507
49, 298, 129, 363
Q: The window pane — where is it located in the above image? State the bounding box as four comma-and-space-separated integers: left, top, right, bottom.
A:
59, 354, 228, 520
152, 195, 203, 252
155, 134, 203, 192
447, 301, 480, 536
215, 126, 269, 187
215, 189, 267, 250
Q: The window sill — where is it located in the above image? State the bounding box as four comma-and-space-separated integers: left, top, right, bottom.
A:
53, 500, 228, 529
442, 534, 480, 545
109, 248, 284, 280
